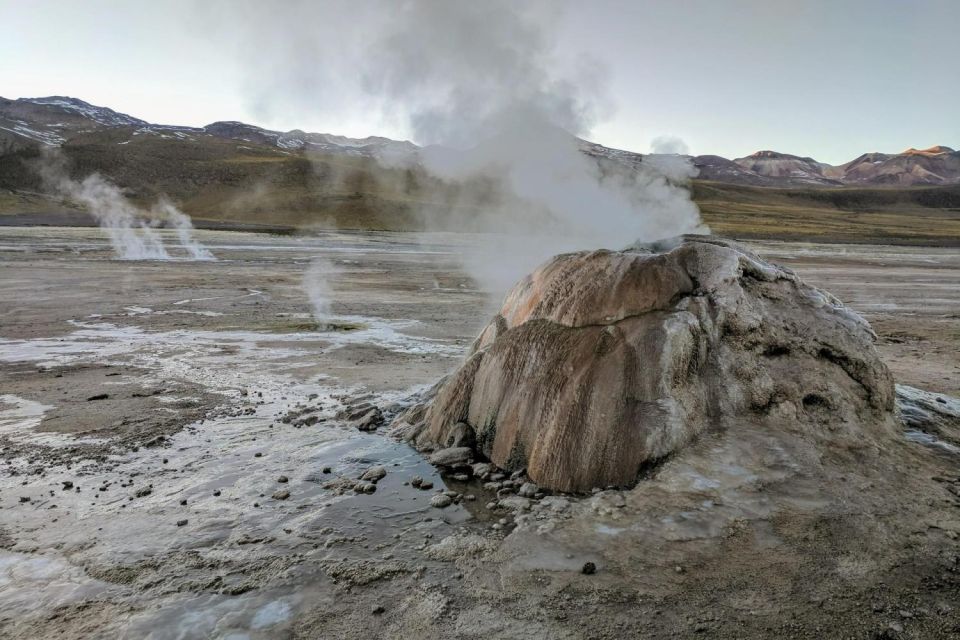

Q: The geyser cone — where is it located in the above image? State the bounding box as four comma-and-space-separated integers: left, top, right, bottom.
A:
407, 237, 898, 492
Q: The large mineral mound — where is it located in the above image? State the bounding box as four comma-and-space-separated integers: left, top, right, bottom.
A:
410, 237, 899, 492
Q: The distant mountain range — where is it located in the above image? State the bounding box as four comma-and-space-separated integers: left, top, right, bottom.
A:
2, 95, 957, 187
0, 96, 417, 159
694, 147, 960, 187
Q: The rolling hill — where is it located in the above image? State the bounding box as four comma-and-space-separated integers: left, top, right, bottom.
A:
1, 95, 958, 245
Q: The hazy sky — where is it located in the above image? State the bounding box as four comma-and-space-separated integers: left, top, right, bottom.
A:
1, 0, 957, 164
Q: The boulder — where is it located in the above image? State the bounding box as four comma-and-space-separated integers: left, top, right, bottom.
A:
428, 447, 473, 467
413, 237, 898, 492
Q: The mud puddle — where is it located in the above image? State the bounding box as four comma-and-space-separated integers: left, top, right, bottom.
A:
0, 307, 479, 637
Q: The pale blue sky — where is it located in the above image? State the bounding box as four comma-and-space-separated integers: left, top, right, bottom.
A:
1, 0, 957, 164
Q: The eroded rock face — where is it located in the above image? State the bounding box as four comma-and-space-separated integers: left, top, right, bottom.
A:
410, 237, 898, 492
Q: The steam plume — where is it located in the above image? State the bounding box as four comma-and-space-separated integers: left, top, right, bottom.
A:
303, 258, 341, 328
215, 0, 705, 291
650, 135, 691, 155
37, 148, 214, 261
152, 197, 216, 261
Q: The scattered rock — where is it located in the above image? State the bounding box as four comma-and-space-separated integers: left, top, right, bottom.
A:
471, 462, 493, 479
582, 562, 596, 575
517, 482, 538, 498
539, 496, 570, 512
371, 605, 385, 615
134, 487, 152, 498
277, 475, 289, 483
61, 481, 73, 490
498, 495, 532, 512
272, 490, 291, 500
353, 407, 384, 431
354, 481, 377, 494
410, 475, 424, 488
86, 393, 109, 401
176, 519, 188, 527
359, 466, 387, 483
428, 447, 472, 467
430, 494, 453, 508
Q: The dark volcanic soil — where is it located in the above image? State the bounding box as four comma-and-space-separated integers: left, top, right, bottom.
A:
0, 228, 957, 640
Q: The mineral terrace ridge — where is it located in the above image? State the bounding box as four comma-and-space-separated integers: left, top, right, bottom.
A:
406, 237, 900, 492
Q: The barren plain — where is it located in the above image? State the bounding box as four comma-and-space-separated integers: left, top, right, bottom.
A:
0, 227, 958, 639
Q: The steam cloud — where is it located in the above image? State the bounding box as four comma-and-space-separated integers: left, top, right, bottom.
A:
215, 0, 705, 292
37, 149, 214, 261
152, 197, 216, 261
650, 135, 691, 155
303, 258, 341, 328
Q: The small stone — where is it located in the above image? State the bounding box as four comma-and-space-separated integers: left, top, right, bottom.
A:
517, 482, 538, 498
471, 462, 493, 479
86, 393, 109, 401
430, 494, 453, 508
371, 605, 385, 615
19, 496, 30, 503
582, 562, 596, 575
213, 490, 221, 496
428, 447, 472, 467
180, 499, 187, 505
176, 519, 188, 527
61, 481, 73, 490
254, 452, 263, 458
322, 466, 332, 474
134, 487, 152, 498
410, 475, 423, 488
277, 475, 289, 483
675, 565, 684, 574
355, 481, 377, 494
359, 466, 387, 483
419, 481, 434, 491
272, 490, 291, 500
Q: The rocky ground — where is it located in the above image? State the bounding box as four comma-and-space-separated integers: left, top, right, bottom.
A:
0, 228, 957, 639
